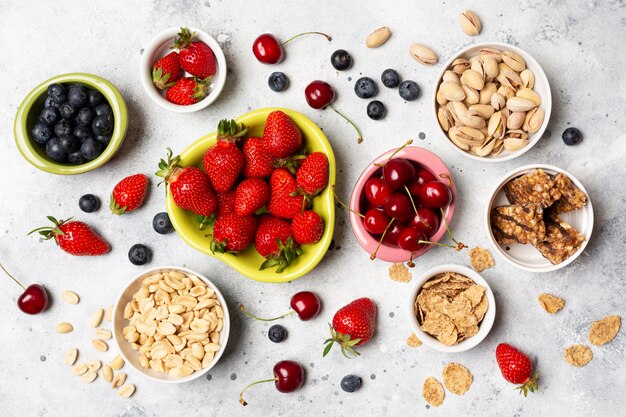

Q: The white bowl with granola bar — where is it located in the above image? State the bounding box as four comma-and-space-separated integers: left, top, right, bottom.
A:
485, 164, 593, 272
432, 42, 551, 162
407, 264, 496, 353
112, 266, 230, 383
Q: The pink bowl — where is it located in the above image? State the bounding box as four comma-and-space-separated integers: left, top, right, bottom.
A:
349, 146, 457, 263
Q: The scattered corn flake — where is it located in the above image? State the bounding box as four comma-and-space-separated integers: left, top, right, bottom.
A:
442, 362, 473, 395
389, 263, 411, 283
564, 344, 593, 367
423, 377, 445, 407
469, 247, 495, 272
589, 315, 621, 346
407, 333, 422, 348
537, 293, 565, 314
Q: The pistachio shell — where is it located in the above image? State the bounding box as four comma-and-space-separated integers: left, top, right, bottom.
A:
488, 111, 506, 139
409, 43, 438, 65
520, 69, 535, 89
497, 69, 523, 89
469, 104, 495, 119
461, 109, 487, 129
480, 82, 497, 104
451, 58, 471, 75
440, 82, 465, 101
479, 48, 503, 62
474, 136, 496, 156
366, 27, 392, 48
503, 137, 528, 151
460, 69, 485, 91
491, 138, 504, 155
491, 93, 506, 110
497, 86, 515, 100
443, 70, 461, 85
505, 129, 529, 141
483, 58, 500, 81
448, 101, 468, 122
501, 106, 511, 118
470, 57, 485, 78
447, 127, 471, 150
516, 88, 542, 106
436, 90, 448, 106
459, 10, 482, 35
462, 85, 480, 105
506, 97, 536, 112
437, 107, 454, 132
507, 112, 526, 130
502, 50, 526, 72
454, 126, 485, 146
523, 107, 545, 133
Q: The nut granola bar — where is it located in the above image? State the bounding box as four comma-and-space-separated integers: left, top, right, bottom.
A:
533, 214, 584, 264
504, 169, 561, 208
490, 204, 546, 245
551, 173, 587, 214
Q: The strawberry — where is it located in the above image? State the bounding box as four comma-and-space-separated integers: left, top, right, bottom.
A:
296, 152, 329, 199
324, 298, 377, 358
152, 51, 183, 90
217, 190, 237, 217
291, 210, 323, 244
495, 343, 538, 396
267, 169, 305, 219
243, 137, 274, 178
263, 110, 302, 158
203, 119, 247, 193
234, 178, 269, 216
29, 216, 110, 256
110, 173, 148, 215
165, 77, 209, 105
211, 213, 257, 253
156, 148, 217, 217
255, 214, 302, 273
173, 27, 217, 79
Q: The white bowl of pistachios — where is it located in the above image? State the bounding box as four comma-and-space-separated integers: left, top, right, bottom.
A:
433, 42, 551, 162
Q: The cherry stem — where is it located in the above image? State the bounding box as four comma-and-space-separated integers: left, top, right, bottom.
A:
374, 140, 414, 167
0, 262, 26, 291
439, 207, 463, 248
239, 304, 296, 322
418, 240, 459, 250
329, 106, 362, 144
370, 218, 395, 260
282, 31, 332, 45
239, 377, 277, 406
404, 185, 419, 215
331, 185, 364, 218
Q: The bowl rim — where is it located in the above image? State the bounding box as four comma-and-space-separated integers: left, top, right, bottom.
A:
406, 264, 496, 353
432, 41, 552, 163
140, 26, 227, 113
13, 72, 128, 175
112, 265, 231, 384
349, 145, 456, 262
483, 163, 594, 272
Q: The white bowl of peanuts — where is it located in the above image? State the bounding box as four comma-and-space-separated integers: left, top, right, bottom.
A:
432, 42, 552, 162
112, 266, 230, 383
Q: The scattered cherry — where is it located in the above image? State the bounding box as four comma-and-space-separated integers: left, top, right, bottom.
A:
364, 177, 392, 207
240, 291, 321, 322
398, 227, 428, 252
384, 193, 412, 222
363, 208, 390, 235
240, 360, 305, 406
252, 32, 332, 64
419, 181, 452, 208
408, 207, 439, 237
383, 158, 415, 190
407, 167, 437, 196
1, 262, 48, 315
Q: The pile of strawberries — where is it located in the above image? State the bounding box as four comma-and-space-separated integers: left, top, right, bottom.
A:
157, 110, 329, 273
152, 27, 217, 105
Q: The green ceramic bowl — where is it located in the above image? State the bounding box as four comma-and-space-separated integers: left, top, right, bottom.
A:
14, 73, 128, 175
166, 108, 336, 283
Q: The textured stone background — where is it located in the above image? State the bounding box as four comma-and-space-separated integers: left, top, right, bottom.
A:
0, 0, 624, 416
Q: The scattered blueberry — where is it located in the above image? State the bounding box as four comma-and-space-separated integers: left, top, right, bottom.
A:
354, 77, 378, 99
38, 107, 60, 125
32, 123, 53, 144
340, 374, 362, 393
44, 96, 62, 108
153, 212, 174, 235
68, 86, 88, 107
47, 83, 67, 100
367, 100, 386, 120
79, 194, 100, 213
399, 80, 420, 101
331, 49, 352, 71
88, 89, 105, 107
128, 244, 151, 266
59, 103, 77, 120
268, 72, 289, 92
59, 134, 80, 154
68, 151, 86, 165
92, 114, 114, 136
268, 324, 287, 343
562, 127, 582, 146
76, 107, 96, 126
95, 103, 113, 116
45, 137, 67, 162
54, 119, 72, 137
80, 137, 102, 160
73, 125, 92, 140
96, 134, 112, 147
381, 69, 400, 88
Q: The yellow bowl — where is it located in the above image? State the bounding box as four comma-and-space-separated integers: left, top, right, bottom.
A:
166, 108, 336, 283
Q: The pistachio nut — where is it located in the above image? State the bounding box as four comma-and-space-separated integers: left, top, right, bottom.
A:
497, 68, 523, 89
505, 129, 529, 141
503, 137, 528, 151
409, 43, 438, 65
462, 85, 480, 105
460, 69, 485, 91
520, 69, 535, 89
461, 109, 487, 129
459, 10, 482, 36
447, 127, 471, 151
470, 56, 485, 78
437, 107, 454, 132
507, 111, 526, 130
488, 111, 506, 139
442, 70, 461, 85
483, 58, 499, 82
500, 106, 511, 118
366, 27, 391, 48
454, 126, 485, 146
506, 97, 536, 112
446, 102, 461, 124
491, 92, 506, 110
474, 136, 496, 156
502, 50, 526, 72
479, 47, 503, 62
480, 82, 497, 104
449, 101, 468, 121
490, 138, 505, 156
516, 88, 542, 106
523, 107, 545, 133
469, 104, 495, 119
451, 58, 471, 75
436, 90, 448, 106
439, 82, 466, 102
497, 85, 515, 100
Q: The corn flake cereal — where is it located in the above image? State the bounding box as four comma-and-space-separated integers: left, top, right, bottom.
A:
389, 263, 411, 282
564, 344, 593, 367
589, 315, 621, 346
423, 377, 445, 407
538, 293, 565, 314
407, 333, 422, 348
442, 363, 473, 395
469, 247, 495, 272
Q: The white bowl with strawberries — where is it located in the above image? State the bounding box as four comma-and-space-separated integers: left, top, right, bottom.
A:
140, 26, 227, 112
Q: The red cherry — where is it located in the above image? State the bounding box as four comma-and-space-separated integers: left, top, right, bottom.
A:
240, 360, 305, 406
383, 222, 405, 246
397, 227, 428, 252
1, 263, 48, 315
382, 158, 415, 190
305, 80, 335, 109
289, 291, 321, 321
407, 167, 437, 196
384, 193, 412, 222
363, 208, 390, 235
364, 176, 392, 207
408, 207, 440, 237
419, 181, 452, 208
252, 33, 284, 64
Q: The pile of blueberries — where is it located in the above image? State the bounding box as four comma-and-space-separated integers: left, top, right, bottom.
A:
32, 83, 115, 164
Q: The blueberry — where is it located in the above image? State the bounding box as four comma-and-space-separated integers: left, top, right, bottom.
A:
45, 137, 67, 162
367, 100, 386, 120
268, 324, 287, 343
96, 134, 112, 148
68, 86, 88, 107
381, 69, 400, 88
79, 194, 100, 213
59, 103, 77, 120
95, 103, 113, 116
267, 72, 289, 92
562, 127, 582, 146
47, 83, 67, 99
59, 134, 80, 154
399, 80, 420, 101
44, 95, 62, 108
76, 107, 96, 126
331, 49, 352, 71
68, 151, 86, 165
54, 119, 73, 137
153, 212, 174, 235
88, 89, 105, 107
38, 106, 60, 125
31, 123, 53, 144
73, 125, 92, 140
80, 137, 103, 160
340, 374, 362, 393
354, 77, 378, 99
128, 244, 151, 266
92, 114, 114, 135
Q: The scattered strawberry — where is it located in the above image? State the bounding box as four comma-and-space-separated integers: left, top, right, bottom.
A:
495, 343, 538, 396
29, 216, 110, 256
235, 178, 269, 216
296, 152, 329, 199
152, 51, 183, 90
263, 110, 302, 158
165, 77, 209, 105
203, 119, 247, 193
267, 169, 305, 219
324, 298, 377, 358
255, 214, 302, 273
243, 137, 274, 178
173, 27, 217, 79
156, 148, 217, 217
217, 189, 237, 217
211, 213, 258, 253
110, 173, 148, 215
291, 211, 323, 244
